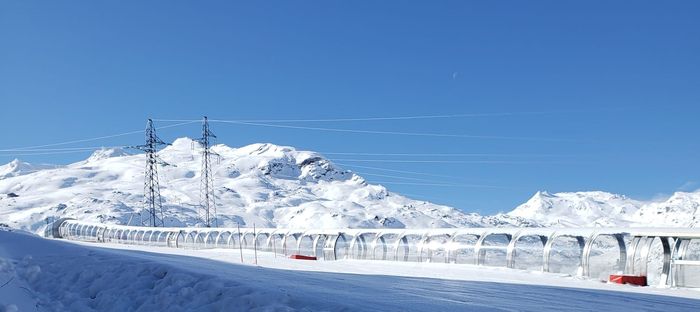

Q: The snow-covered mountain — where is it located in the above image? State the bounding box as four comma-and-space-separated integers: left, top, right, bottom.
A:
2, 138, 698, 233
508, 190, 700, 227
0, 159, 61, 179
0, 138, 534, 233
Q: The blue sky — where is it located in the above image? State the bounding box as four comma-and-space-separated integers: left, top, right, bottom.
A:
1, 1, 699, 214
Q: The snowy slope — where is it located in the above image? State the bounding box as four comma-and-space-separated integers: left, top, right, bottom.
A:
2, 229, 700, 311
0, 138, 534, 233
0, 159, 60, 180
509, 190, 700, 227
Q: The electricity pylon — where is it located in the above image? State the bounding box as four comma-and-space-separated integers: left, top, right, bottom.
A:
196, 116, 219, 227
129, 119, 169, 227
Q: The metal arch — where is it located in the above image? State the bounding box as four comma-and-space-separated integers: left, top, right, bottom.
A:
475, 231, 512, 266
417, 232, 434, 263
77, 223, 85, 239
265, 231, 285, 254
543, 233, 586, 274
637, 236, 654, 276
445, 230, 460, 264
263, 230, 278, 250
473, 230, 492, 266
195, 231, 209, 249
75, 224, 87, 239
173, 231, 186, 248
311, 234, 326, 259
671, 238, 691, 287
505, 229, 525, 269
154, 231, 167, 244
296, 232, 312, 256
393, 233, 410, 262
125, 229, 135, 243
371, 233, 389, 260
420, 232, 453, 264
542, 231, 558, 272
97, 225, 107, 242
581, 232, 628, 278
82, 225, 91, 239
114, 229, 123, 243
109, 228, 119, 242
203, 231, 220, 249
58, 222, 68, 238
348, 232, 373, 260
77, 224, 84, 239
144, 230, 154, 244
447, 232, 481, 264
256, 231, 271, 252
135, 230, 147, 245
581, 230, 627, 277
658, 236, 674, 287
75, 224, 84, 239
348, 232, 362, 259
325, 233, 341, 261
148, 231, 159, 243
71, 223, 80, 239
580, 231, 600, 277
68, 223, 76, 239
331, 232, 351, 260
508, 233, 547, 269
625, 236, 643, 274
68, 222, 76, 239
183, 231, 197, 248
614, 233, 627, 272
241, 230, 255, 249
215, 231, 232, 248
281, 232, 301, 255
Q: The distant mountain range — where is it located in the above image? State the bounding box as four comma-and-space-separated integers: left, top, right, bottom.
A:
1, 138, 697, 233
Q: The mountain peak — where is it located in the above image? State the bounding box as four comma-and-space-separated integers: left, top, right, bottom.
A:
86, 148, 129, 162
0, 159, 59, 180
1, 139, 533, 232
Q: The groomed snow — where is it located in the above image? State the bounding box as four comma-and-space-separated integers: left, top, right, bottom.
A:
1, 230, 699, 311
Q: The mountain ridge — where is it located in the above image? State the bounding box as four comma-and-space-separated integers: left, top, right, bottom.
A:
1, 138, 697, 233
0, 138, 536, 233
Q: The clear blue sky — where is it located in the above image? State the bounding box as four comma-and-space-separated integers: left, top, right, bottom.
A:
1, 1, 698, 214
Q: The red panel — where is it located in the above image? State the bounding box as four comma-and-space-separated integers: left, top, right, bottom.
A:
609, 274, 647, 286
290, 254, 317, 260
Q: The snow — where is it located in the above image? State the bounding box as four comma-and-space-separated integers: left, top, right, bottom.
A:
0, 138, 535, 233
509, 190, 700, 227
1, 229, 699, 311
0, 159, 60, 180
1, 139, 699, 234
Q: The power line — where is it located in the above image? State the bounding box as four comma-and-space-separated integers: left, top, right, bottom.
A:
355, 171, 445, 182
370, 181, 511, 189
209, 120, 574, 142
331, 158, 585, 164
0, 150, 97, 157
356, 172, 506, 189
0, 146, 114, 152
319, 152, 579, 157
334, 163, 472, 180
3, 121, 197, 151
153, 109, 621, 123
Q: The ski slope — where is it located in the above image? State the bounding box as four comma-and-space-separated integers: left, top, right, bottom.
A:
1, 229, 699, 311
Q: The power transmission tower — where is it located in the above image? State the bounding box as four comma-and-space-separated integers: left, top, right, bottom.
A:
130, 119, 169, 227
196, 116, 219, 227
